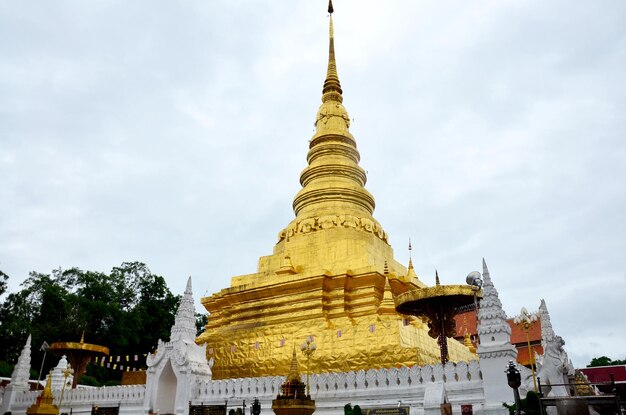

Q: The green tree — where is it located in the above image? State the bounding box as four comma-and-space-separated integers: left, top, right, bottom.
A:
588, 356, 626, 367
196, 313, 208, 335
0, 269, 8, 296
0, 262, 180, 384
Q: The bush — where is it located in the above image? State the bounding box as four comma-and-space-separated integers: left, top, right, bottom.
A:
78, 375, 100, 386
503, 391, 541, 415
0, 361, 14, 377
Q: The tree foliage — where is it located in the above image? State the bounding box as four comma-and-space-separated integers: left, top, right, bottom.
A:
0, 262, 181, 384
587, 356, 626, 367
0, 269, 8, 296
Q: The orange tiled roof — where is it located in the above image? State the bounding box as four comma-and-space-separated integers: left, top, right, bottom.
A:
516, 344, 544, 366
453, 310, 542, 344
452, 310, 543, 366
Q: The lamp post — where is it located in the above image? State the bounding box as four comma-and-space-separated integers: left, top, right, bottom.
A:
300, 338, 317, 397
251, 398, 261, 415
513, 307, 539, 391
58, 364, 75, 412
505, 360, 522, 415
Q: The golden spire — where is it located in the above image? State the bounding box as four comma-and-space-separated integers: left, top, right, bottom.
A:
322, 0, 342, 103
41, 373, 55, 401
435, 270, 440, 286
462, 316, 476, 353
290, 0, 376, 221
407, 238, 415, 275
287, 345, 301, 382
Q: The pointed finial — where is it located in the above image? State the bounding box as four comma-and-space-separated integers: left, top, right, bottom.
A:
435, 270, 440, 286
322, 0, 343, 103
185, 276, 193, 294
40, 372, 55, 401
80, 331, 85, 343
482, 258, 489, 275
288, 344, 301, 382
408, 238, 412, 259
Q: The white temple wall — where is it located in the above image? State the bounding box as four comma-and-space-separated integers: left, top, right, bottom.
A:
193, 361, 486, 415
6, 385, 145, 415
4, 359, 520, 415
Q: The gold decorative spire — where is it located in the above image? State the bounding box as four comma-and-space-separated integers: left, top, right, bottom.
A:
290, 1, 376, 222
462, 316, 476, 353
322, 1, 342, 103
435, 270, 440, 286
287, 345, 301, 382
407, 238, 416, 277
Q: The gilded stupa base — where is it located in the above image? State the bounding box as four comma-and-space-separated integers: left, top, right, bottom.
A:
199, 270, 476, 380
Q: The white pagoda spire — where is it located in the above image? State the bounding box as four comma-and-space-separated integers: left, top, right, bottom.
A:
477, 258, 512, 342
538, 298, 555, 343
476, 259, 518, 410
10, 334, 32, 386
170, 276, 197, 343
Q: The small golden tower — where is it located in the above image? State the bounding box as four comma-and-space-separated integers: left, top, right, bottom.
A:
26, 374, 59, 415
272, 346, 316, 415
462, 316, 476, 354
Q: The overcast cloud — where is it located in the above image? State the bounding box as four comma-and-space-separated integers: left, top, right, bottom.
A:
1, 1, 625, 368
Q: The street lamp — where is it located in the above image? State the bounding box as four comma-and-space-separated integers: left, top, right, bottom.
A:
300, 338, 317, 397
513, 307, 539, 391
58, 363, 74, 412
505, 360, 522, 415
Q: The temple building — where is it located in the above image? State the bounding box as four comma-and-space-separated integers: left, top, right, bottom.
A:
453, 310, 543, 368
196, 2, 475, 380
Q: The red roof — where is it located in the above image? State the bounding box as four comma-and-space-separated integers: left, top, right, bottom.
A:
580, 366, 626, 383
453, 310, 542, 344
453, 310, 543, 366
516, 344, 544, 366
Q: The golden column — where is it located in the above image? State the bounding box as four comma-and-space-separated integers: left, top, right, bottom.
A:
58, 364, 74, 412
513, 307, 539, 391
300, 339, 317, 397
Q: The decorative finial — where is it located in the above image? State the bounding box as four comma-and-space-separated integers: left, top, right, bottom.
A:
384, 260, 389, 275
408, 238, 412, 259
435, 270, 440, 286
288, 343, 301, 382
322, 0, 343, 103
80, 331, 85, 343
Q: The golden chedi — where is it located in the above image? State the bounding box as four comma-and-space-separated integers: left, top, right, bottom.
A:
196, 2, 475, 379
272, 348, 316, 415
26, 375, 59, 415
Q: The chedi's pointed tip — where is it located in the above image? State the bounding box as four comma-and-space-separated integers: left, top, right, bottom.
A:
321, 0, 343, 103
482, 258, 489, 274
328, 0, 334, 14
186, 276, 193, 292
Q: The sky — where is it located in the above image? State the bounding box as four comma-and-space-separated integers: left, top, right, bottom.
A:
1, 1, 625, 369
